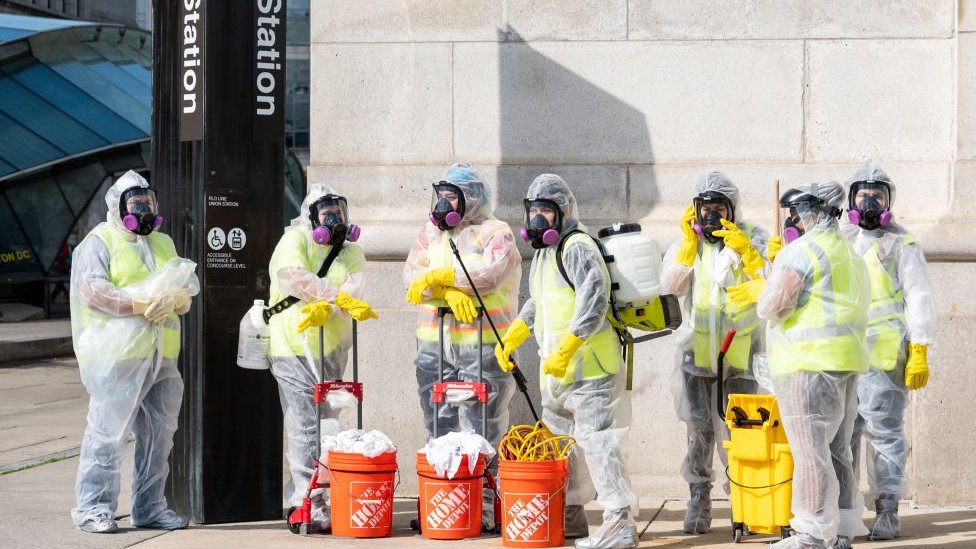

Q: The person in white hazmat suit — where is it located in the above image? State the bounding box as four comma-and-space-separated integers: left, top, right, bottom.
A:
70, 171, 198, 533
841, 160, 935, 541
660, 171, 768, 534
404, 163, 520, 531
728, 181, 870, 549
267, 183, 378, 532
494, 174, 638, 549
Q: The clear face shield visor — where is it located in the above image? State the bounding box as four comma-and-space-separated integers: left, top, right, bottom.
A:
780, 199, 821, 243
692, 192, 734, 243
429, 182, 466, 230
520, 198, 563, 248
309, 195, 349, 228
847, 181, 893, 229
120, 187, 159, 216
309, 194, 359, 245
119, 187, 162, 234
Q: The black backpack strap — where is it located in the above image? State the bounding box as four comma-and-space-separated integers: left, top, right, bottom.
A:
555, 230, 585, 291
555, 229, 614, 291
262, 243, 343, 324
557, 229, 634, 388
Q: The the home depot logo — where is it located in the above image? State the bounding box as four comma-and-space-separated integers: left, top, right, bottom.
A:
425, 482, 471, 530
504, 492, 550, 542
349, 481, 393, 529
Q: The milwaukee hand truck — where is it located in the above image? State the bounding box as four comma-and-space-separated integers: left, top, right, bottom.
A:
287, 320, 363, 535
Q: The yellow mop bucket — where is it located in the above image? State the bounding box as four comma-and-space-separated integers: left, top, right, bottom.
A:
722, 394, 793, 542
716, 329, 793, 543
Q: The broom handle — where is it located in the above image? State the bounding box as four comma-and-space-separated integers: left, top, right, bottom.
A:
773, 179, 781, 237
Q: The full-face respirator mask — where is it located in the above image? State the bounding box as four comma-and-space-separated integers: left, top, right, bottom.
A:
520, 198, 563, 249
309, 195, 360, 246
779, 187, 841, 243
847, 180, 893, 230
692, 191, 735, 244
119, 187, 163, 236
428, 182, 467, 231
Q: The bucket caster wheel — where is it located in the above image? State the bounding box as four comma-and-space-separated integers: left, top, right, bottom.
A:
286, 507, 301, 534
780, 526, 793, 539
410, 499, 422, 533
732, 523, 744, 543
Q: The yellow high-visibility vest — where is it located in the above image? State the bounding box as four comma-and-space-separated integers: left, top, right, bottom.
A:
768, 230, 868, 376
690, 223, 761, 371
531, 232, 622, 385
415, 227, 515, 345
268, 228, 364, 357
861, 235, 915, 370
78, 224, 180, 359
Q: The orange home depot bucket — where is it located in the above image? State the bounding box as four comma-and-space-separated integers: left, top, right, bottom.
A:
328, 450, 398, 538
498, 459, 569, 548
416, 452, 486, 540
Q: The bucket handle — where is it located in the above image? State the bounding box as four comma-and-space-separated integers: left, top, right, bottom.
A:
497, 474, 571, 518
324, 463, 401, 499
724, 466, 792, 490
418, 471, 484, 482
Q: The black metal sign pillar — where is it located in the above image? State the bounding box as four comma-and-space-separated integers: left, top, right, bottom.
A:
152, 0, 286, 523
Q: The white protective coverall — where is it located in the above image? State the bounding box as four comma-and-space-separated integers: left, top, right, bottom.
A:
660, 171, 768, 534
514, 174, 638, 549
403, 163, 520, 530
842, 160, 935, 541
70, 171, 198, 533
267, 183, 368, 530
759, 181, 870, 549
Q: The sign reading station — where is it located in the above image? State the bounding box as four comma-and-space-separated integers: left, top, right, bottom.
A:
180, 0, 204, 141
253, 0, 286, 141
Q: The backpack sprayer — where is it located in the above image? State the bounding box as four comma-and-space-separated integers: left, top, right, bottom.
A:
555, 223, 683, 389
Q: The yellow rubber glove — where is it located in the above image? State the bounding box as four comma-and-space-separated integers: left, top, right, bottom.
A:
543, 332, 585, 378
727, 278, 766, 307
405, 266, 456, 304
494, 318, 531, 372
712, 219, 765, 279
334, 292, 378, 321
675, 204, 699, 267
767, 235, 783, 263
430, 285, 477, 323
445, 289, 477, 324
144, 289, 180, 324
132, 299, 150, 316
172, 289, 191, 313
905, 343, 929, 390
297, 301, 332, 334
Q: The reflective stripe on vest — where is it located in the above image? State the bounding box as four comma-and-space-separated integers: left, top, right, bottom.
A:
415, 229, 514, 345
267, 229, 357, 357
862, 239, 909, 371
80, 225, 180, 359
690, 223, 760, 371
768, 230, 867, 375
531, 233, 621, 384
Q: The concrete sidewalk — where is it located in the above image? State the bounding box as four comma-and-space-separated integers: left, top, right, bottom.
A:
1, 337, 974, 548
0, 357, 86, 470
127, 501, 976, 548
0, 318, 72, 363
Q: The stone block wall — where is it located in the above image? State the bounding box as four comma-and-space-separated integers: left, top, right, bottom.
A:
309, 1, 974, 504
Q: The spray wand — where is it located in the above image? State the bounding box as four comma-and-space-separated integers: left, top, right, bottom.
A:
449, 239, 541, 423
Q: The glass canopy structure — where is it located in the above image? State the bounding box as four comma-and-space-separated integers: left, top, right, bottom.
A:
0, 14, 151, 291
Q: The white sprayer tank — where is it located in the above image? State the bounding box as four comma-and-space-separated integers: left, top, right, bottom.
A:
237, 299, 271, 370
597, 223, 662, 308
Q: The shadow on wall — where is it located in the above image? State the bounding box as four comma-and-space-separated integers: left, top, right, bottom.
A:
496, 26, 655, 425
